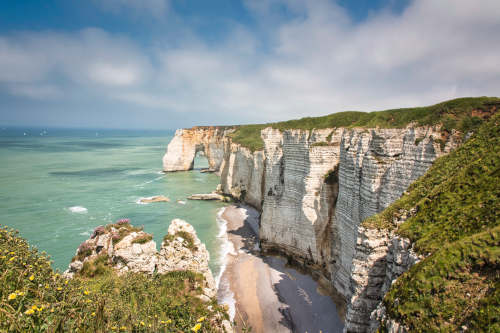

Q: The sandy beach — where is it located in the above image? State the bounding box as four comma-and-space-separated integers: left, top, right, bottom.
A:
218, 205, 344, 333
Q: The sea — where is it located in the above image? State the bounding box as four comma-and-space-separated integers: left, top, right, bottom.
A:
0, 127, 228, 281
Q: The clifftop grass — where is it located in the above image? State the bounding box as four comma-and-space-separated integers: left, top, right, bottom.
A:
0, 226, 228, 332
362, 113, 500, 331
228, 97, 499, 151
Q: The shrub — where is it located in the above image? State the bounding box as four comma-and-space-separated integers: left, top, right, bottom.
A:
73, 241, 93, 262
116, 218, 130, 225
91, 226, 106, 239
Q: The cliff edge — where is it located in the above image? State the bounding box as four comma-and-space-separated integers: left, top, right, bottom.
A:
162, 97, 499, 332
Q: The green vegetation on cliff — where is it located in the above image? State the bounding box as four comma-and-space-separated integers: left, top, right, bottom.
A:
361, 112, 499, 331
228, 97, 499, 151
0, 226, 228, 332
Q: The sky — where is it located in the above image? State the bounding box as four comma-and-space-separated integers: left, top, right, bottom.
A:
0, 0, 499, 130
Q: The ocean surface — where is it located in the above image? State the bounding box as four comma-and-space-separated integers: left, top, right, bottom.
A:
0, 127, 227, 277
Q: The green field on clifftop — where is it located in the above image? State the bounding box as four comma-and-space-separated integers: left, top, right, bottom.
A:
229, 97, 500, 151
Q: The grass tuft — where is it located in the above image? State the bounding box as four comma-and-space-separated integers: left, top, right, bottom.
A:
131, 234, 153, 245
164, 231, 198, 251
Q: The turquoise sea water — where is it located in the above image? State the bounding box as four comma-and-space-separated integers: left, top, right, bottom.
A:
0, 127, 226, 275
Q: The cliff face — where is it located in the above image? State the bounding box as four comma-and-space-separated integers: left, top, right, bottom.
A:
162, 124, 460, 331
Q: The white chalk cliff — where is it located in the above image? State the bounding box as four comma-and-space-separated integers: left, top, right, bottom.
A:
162, 124, 462, 332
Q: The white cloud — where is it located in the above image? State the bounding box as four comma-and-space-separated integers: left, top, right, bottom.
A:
1, 0, 500, 126
0, 28, 151, 91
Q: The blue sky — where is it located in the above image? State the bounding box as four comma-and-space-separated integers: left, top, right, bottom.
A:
0, 0, 499, 129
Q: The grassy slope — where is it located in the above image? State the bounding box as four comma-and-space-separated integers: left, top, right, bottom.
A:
360, 113, 500, 331
228, 97, 500, 151
0, 226, 227, 332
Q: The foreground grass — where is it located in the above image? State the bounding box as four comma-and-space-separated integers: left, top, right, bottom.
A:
0, 226, 228, 332
228, 97, 499, 151
360, 113, 499, 331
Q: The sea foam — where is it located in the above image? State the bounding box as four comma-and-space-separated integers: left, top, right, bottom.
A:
68, 206, 88, 213
215, 207, 236, 320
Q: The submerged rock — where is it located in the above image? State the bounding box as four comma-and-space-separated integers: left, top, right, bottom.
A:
188, 192, 225, 201
140, 195, 170, 203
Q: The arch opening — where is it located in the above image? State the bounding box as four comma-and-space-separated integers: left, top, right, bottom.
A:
193, 144, 209, 170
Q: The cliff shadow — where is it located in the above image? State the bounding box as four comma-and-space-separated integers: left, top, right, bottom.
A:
227, 205, 345, 333
265, 255, 345, 333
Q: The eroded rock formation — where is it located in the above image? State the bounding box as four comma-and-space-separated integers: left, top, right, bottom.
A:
162, 124, 462, 332
65, 219, 216, 299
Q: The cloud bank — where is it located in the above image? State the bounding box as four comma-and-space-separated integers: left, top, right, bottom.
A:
1, 0, 499, 128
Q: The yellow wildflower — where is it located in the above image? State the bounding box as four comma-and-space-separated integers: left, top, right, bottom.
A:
197, 316, 206, 323
83, 290, 89, 295
25, 309, 35, 315
120, 326, 127, 331
31, 305, 38, 310
8, 293, 16, 301
9, 252, 15, 255
9, 256, 16, 262
191, 323, 202, 332
111, 327, 117, 331
140, 321, 145, 326
45, 285, 49, 289
91, 312, 96, 317
57, 287, 62, 291
64, 280, 68, 285
148, 324, 152, 328
37, 306, 44, 312
166, 319, 172, 324
29, 274, 35, 281
16, 291, 25, 296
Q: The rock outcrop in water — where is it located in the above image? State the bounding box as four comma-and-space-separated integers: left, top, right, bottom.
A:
162, 99, 498, 332
65, 219, 216, 299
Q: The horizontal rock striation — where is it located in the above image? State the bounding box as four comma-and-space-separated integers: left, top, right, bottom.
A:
163, 123, 461, 331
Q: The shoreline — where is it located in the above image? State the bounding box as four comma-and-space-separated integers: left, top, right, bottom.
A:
217, 205, 344, 333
